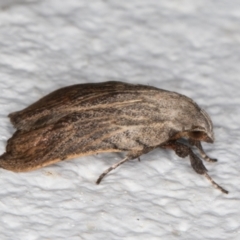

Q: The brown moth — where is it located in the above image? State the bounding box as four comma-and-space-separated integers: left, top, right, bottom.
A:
0, 81, 228, 194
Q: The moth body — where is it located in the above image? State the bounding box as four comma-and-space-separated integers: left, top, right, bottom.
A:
0, 81, 227, 193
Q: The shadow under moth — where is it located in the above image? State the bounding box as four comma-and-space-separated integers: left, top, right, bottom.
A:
0, 81, 228, 194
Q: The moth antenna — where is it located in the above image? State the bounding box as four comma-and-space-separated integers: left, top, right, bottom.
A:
96, 156, 129, 184
204, 173, 228, 194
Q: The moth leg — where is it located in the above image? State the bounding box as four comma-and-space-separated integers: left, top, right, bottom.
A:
189, 140, 217, 162
204, 173, 228, 194
96, 147, 153, 184
189, 151, 228, 194
96, 156, 129, 184
162, 141, 207, 173
162, 141, 228, 194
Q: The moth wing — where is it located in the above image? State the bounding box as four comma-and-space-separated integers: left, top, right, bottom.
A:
1, 108, 171, 172
9, 81, 148, 131
0, 110, 139, 172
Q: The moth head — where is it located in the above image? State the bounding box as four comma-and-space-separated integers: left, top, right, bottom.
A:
182, 105, 214, 141
171, 108, 214, 143
186, 107, 214, 143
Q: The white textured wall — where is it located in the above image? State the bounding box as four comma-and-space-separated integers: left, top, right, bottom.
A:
0, 1, 240, 239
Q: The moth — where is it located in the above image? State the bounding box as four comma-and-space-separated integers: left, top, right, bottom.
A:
0, 81, 228, 194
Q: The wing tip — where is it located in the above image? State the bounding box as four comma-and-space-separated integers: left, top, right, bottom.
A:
8, 111, 20, 129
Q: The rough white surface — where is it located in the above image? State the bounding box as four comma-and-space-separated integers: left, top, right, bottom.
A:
0, 0, 240, 239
